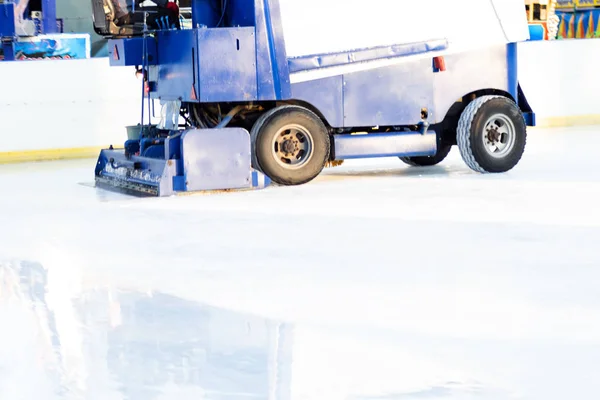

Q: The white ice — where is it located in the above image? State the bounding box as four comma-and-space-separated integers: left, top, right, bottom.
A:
1, 125, 600, 400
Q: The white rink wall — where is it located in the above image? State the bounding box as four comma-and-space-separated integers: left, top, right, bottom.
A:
0, 39, 599, 154
0, 57, 149, 153
517, 39, 600, 126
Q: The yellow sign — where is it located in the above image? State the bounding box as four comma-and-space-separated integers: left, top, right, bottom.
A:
556, 0, 600, 9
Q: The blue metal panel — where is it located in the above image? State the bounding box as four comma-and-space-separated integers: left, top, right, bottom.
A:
0, 3, 15, 37
165, 134, 185, 190
517, 83, 536, 127
263, 0, 290, 98
156, 29, 198, 101
254, 0, 291, 100
41, 0, 57, 34
109, 38, 157, 67
506, 42, 518, 102
191, 0, 220, 27
228, 0, 256, 27
173, 175, 186, 191
197, 27, 257, 102
333, 130, 437, 160
1, 40, 15, 61
165, 134, 182, 169
291, 76, 344, 127
0, 3, 16, 61
181, 128, 253, 191
524, 112, 536, 127
254, 0, 275, 99
343, 58, 435, 127
288, 39, 448, 74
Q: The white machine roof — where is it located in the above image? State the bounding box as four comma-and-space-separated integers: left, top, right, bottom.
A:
279, 0, 530, 58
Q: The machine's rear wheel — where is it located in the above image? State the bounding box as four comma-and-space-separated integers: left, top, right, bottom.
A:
457, 95, 527, 173
251, 105, 330, 186
399, 143, 452, 167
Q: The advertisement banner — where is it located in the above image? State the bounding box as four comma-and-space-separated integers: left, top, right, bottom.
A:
557, 9, 600, 38
0, 34, 91, 61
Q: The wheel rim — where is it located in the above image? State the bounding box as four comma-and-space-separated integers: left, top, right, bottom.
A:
271, 124, 314, 169
482, 114, 517, 158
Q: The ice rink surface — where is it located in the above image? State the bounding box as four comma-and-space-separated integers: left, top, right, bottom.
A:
1, 125, 600, 400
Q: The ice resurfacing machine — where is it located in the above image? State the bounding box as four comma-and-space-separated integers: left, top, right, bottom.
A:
92, 0, 536, 196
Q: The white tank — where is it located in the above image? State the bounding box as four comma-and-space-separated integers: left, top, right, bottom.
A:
278, 0, 530, 58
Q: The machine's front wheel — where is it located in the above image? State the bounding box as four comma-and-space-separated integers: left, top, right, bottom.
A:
457, 95, 527, 173
251, 105, 331, 186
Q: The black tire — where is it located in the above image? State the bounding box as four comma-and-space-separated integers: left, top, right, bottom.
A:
399, 142, 452, 167
250, 105, 330, 186
457, 95, 527, 173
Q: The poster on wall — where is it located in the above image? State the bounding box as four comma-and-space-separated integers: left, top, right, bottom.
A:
556, 8, 600, 38
15, 34, 91, 60
555, 0, 600, 39
0, 34, 91, 61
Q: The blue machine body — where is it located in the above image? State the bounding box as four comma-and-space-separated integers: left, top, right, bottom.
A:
97, 0, 536, 196
0, 2, 16, 36
96, 128, 270, 196
0, 2, 16, 60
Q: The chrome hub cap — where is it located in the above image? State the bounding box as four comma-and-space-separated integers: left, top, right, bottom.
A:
271, 124, 314, 169
482, 114, 516, 158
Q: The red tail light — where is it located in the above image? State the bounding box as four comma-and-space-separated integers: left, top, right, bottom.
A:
433, 56, 446, 72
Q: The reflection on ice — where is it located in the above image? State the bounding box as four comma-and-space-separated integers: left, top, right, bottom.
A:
0, 259, 509, 400
0, 260, 293, 400
4, 249, 600, 400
